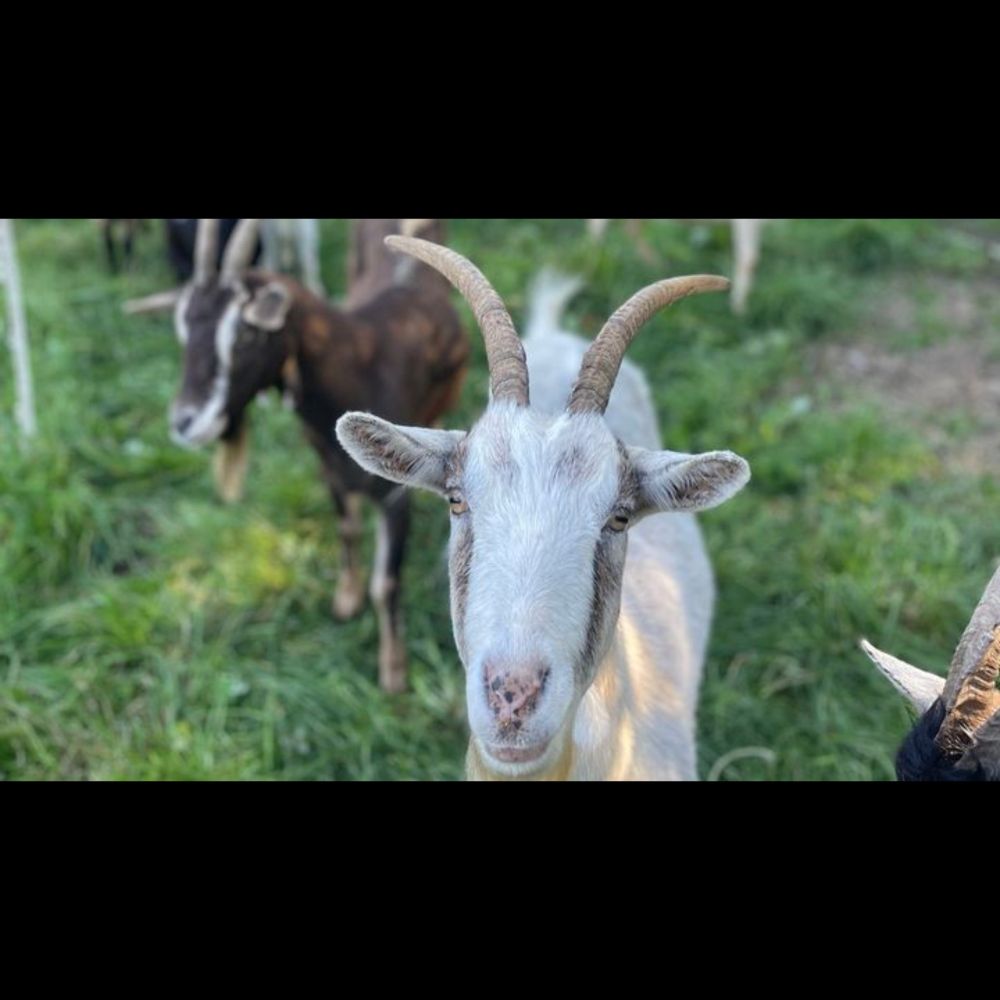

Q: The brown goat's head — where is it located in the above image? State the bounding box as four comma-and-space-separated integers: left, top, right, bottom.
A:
170, 219, 294, 448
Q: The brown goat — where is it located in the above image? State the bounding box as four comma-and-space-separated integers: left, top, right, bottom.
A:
167, 219, 469, 692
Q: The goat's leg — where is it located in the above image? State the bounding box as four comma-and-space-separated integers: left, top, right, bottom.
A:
371, 489, 410, 694
332, 490, 367, 621
731, 219, 764, 315
213, 416, 250, 504
103, 225, 118, 273
299, 219, 324, 297
587, 218, 611, 241
123, 221, 136, 272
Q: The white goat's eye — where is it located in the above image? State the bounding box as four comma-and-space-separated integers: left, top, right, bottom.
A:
449, 495, 469, 516
607, 513, 630, 533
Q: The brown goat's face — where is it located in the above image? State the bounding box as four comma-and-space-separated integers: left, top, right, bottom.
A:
170, 276, 292, 447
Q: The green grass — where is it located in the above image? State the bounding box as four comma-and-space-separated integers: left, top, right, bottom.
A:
2, 218, 1000, 780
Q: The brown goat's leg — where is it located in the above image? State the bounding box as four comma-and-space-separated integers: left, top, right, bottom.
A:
123, 221, 136, 272
103, 225, 118, 273
214, 417, 250, 504
332, 492, 366, 621
371, 489, 410, 694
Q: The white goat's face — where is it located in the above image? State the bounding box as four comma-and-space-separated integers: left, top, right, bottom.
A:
337, 235, 751, 777
449, 406, 626, 772
337, 401, 749, 776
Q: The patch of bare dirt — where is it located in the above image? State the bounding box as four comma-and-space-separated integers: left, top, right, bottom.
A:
800, 276, 1000, 475
865, 273, 1000, 336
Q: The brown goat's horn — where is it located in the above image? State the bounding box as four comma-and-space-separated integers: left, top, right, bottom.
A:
385, 236, 528, 405
122, 288, 183, 315
566, 275, 730, 416
195, 219, 220, 286
221, 219, 262, 280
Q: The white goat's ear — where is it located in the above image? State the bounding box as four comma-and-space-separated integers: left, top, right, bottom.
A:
243, 281, 293, 331
860, 639, 945, 714
336, 413, 465, 497
629, 448, 751, 515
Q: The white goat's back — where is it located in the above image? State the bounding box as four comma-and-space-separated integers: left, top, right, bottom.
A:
523, 269, 714, 780
523, 270, 661, 449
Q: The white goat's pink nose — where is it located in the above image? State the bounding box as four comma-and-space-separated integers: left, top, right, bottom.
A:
484, 659, 551, 731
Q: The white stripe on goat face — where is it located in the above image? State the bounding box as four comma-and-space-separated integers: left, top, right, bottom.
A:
452, 404, 628, 771
170, 290, 243, 448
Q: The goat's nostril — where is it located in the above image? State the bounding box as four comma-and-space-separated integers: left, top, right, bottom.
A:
174, 413, 194, 436
484, 658, 550, 725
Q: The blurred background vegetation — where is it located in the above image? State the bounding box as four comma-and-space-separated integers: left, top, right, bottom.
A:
2, 218, 1000, 780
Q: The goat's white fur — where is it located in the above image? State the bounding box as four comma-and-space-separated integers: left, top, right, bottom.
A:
338, 270, 749, 780
523, 275, 720, 778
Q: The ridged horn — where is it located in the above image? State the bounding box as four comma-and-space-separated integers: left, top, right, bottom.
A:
221, 219, 261, 280
385, 236, 528, 405
566, 275, 729, 415
195, 219, 219, 286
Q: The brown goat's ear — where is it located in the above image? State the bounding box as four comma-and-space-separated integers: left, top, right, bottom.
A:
336, 412, 465, 498
629, 447, 751, 516
243, 281, 292, 331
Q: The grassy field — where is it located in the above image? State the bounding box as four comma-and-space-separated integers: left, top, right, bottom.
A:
2, 218, 1000, 781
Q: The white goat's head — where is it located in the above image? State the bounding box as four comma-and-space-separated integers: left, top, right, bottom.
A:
863, 566, 1000, 781
337, 238, 751, 776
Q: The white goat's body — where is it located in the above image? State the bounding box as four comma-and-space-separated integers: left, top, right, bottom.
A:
522, 273, 713, 780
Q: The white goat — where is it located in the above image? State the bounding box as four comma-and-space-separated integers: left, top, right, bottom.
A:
337, 239, 751, 780
588, 219, 768, 315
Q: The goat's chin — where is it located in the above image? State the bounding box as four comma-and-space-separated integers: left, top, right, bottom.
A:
470, 728, 569, 781
171, 419, 228, 450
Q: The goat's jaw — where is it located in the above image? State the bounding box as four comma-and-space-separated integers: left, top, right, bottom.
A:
470, 714, 575, 778
170, 414, 228, 450
468, 727, 573, 781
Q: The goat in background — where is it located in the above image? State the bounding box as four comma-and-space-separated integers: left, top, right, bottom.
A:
168, 220, 468, 693
588, 218, 768, 315
95, 218, 146, 272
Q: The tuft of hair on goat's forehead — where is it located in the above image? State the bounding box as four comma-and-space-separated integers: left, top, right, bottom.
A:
457, 405, 625, 525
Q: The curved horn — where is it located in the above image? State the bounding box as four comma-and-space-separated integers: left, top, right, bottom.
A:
935, 626, 1000, 755
566, 275, 730, 415
195, 219, 219, 286
943, 565, 1000, 708
122, 288, 183, 316
221, 219, 262, 280
386, 236, 528, 405
860, 639, 944, 714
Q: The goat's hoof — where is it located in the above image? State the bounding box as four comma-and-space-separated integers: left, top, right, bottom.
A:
378, 647, 408, 695
332, 577, 366, 621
